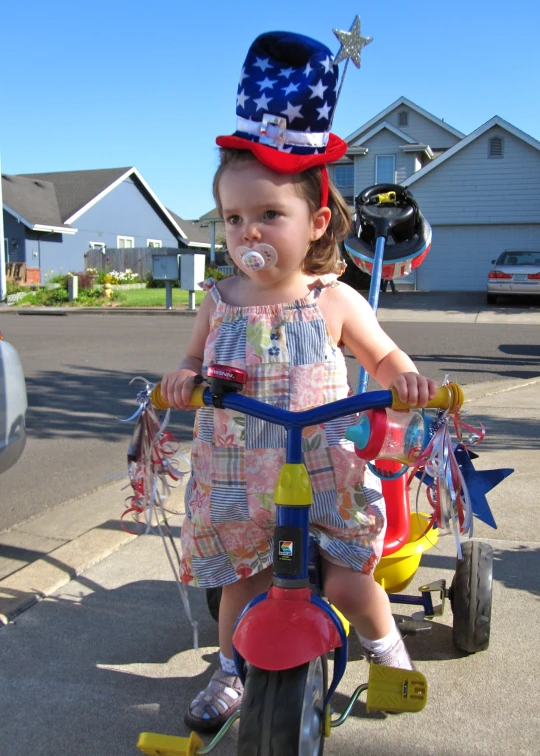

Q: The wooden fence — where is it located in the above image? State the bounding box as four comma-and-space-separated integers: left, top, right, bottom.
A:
84, 247, 203, 279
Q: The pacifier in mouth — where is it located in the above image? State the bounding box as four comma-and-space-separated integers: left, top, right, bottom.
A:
234, 243, 278, 272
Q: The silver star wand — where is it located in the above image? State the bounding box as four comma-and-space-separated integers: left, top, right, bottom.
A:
330, 15, 373, 129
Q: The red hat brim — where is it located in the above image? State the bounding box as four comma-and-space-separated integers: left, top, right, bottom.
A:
215, 132, 348, 174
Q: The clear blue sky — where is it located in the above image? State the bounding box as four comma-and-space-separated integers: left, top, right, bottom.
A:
1, 0, 539, 220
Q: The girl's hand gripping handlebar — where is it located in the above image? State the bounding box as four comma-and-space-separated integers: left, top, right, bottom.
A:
391, 382, 464, 413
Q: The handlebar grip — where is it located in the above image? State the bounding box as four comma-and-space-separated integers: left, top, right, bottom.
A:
149, 382, 207, 409
391, 382, 464, 412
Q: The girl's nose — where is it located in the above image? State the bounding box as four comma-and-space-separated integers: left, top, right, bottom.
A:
242, 222, 262, 243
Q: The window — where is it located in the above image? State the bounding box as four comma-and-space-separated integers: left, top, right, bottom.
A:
117, 236, 134, 248
147, 239, 162, 248
89, 242, 106, 251
398, 111, 408, 127
488, 136, 503, 158
333, 164, 354, 202
376, 155, 395, 184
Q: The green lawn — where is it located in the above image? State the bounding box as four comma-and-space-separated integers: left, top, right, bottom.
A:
114, 288, 206, 307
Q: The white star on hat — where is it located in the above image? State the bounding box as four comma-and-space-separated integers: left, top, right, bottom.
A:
321, 56, 334, 74
254, 57, 273, 71
309, 80, 328, 100
258, 77, 277, 91
316, 102, 331, 121
237, 89, 249, 109
282, 101, 303, 122
254, 93, 273, 111
279, 66, 295, 79
304, 62, 312, 77
283, 81, 299, 96
239, 67, 248, 85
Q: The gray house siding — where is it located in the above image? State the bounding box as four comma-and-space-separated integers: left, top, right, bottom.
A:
37, 178, 181, 276
404, 126, 540, 225
353, 130, 411, 194
383, 107, 461, 150
417, 224, 540, 291
3, 212, 26, 263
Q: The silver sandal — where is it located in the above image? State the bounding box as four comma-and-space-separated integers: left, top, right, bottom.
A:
184, 669, 243, 733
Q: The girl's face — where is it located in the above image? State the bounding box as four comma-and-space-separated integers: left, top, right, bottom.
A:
219, 160, 329, 284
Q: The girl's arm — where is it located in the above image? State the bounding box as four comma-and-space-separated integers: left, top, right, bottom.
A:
161, 292, 214, 409
331, 284, 437, 405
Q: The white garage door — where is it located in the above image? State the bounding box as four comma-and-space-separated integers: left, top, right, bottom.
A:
416, 224, 540, 291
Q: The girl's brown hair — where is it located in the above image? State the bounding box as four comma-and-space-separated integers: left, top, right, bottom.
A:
212, 149, 351, 276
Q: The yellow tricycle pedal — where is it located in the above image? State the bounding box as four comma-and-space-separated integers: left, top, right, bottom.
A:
137, 731, 204, 756
366, 663, 427, 713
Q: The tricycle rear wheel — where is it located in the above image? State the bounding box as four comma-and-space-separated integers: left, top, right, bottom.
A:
450, 540, 493, 653
237, 656, 327, 756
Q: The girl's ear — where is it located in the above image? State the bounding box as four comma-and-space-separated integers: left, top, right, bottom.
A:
311, 206, 332, 240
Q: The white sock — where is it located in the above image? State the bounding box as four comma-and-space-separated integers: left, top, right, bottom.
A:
219, 651, 237, 676
356, 622, 401, 655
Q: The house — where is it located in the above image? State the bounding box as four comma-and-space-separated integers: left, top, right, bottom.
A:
329, 97, 540, 291
1, 167, 215, 282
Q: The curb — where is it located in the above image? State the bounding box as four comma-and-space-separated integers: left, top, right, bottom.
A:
0, 468, 190, 626
2, 307, 199, 316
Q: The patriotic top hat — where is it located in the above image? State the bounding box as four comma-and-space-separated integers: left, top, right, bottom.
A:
216, 31, 348, 174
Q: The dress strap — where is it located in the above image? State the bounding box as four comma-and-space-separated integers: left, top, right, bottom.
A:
201, 277, 222, 305
310, 274, 341, 299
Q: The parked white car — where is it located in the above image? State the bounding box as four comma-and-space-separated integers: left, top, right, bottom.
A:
487, 250, 540, 304
0, 331, 28, 474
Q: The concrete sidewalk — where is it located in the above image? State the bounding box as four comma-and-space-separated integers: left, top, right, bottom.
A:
2, 291, 540, 324
0, 376, 539, 755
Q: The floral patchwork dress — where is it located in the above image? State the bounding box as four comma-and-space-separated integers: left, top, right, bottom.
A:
180, 278, 386, 588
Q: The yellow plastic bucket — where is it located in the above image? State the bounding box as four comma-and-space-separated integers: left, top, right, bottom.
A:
374, 513, 438, 593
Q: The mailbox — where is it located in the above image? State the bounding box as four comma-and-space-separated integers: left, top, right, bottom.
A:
152, 255, 180, 281
180, 254, 206, 291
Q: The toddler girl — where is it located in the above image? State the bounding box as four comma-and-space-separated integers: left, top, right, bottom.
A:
161, 31, 437, 733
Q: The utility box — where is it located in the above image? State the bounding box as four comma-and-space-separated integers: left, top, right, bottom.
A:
67, 275, 78, 301
180, 254, 205, 291
152, 255, 180, 281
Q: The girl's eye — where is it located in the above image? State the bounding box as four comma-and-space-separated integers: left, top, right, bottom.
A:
264, 210, 279, 220
227, 215, 241, 225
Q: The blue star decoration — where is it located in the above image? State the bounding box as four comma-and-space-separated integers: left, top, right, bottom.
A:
416, 444, 513, 530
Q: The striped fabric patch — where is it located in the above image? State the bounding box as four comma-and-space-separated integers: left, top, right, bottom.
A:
245, 414, 287, 450
191, 552, 238, 587
210, 487, 249, 524
286, 319, 327, 367
311, 489, 347, 530
215, 318, 248, 362
196, 407, 214, 443
325, 413, 358, 446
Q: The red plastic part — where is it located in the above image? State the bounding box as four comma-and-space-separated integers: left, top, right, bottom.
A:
233, 586, 342, 671
379, 459, 411, 557
207, 364, 248, 385
353, 408, 387, 461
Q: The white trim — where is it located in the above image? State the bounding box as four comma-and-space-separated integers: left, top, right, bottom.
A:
64, 167, 189, 242
117, 235, 135, 248
375, 155, 396, 184
400, 144, 434, 159
403, 116, 540, 187
2, 204, 77, 234
147, 239, 162, 248
350, 120, 417, 147
89, 241, 106, 250
345, 97, 465, 145
345, 147, 368, 156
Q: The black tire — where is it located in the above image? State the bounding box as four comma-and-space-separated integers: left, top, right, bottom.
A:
237, 656, 327, 756
486, 293, 497, 305
206, 587, 222, 622
450, 541, 493, 653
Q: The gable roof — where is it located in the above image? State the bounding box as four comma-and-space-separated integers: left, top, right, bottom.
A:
402, 116, 540, 187
351, 120, 417, 146
15, 166, 188, 241
167, 209, 223, 249
345, 96, 465, 145
1, 173, 76, 233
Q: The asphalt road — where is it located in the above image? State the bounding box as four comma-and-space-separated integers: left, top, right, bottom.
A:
1, 313, 539, 531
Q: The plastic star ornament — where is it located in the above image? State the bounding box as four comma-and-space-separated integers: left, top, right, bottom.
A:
333, 15, 373, 68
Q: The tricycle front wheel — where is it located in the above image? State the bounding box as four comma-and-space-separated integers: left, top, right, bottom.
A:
450, 540, 493, 653
237, 656, 327, 756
